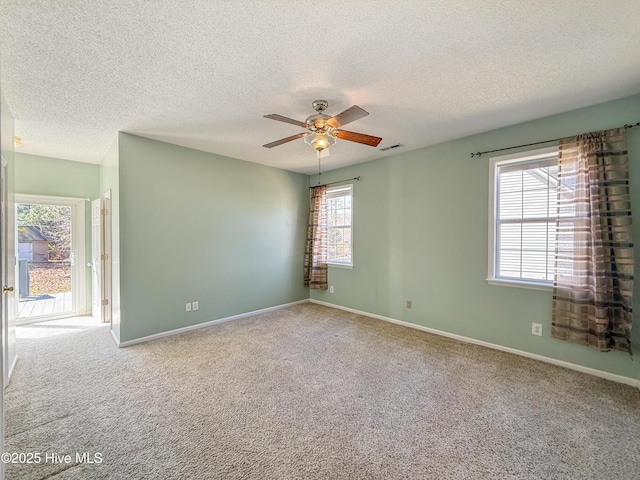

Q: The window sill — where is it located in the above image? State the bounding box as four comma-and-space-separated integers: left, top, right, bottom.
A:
487, 278, 552, 292
328, 263, 353, 269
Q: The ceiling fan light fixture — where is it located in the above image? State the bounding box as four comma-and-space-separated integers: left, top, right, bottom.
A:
304, 131, 337, 151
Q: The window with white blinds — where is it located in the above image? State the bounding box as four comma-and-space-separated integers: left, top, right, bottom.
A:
488, 148, 559, 288
326, 184, 353, 266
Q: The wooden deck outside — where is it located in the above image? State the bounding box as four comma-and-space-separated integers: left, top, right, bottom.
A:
18, 292, 73, 318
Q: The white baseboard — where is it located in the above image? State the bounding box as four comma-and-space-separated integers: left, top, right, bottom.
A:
6, 355, 18, 386
110, 328, 121, 348
310, 299, 640, 389
117, 299, 310, 348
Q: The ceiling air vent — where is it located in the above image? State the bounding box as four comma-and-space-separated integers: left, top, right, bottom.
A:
379, 144, 402, 152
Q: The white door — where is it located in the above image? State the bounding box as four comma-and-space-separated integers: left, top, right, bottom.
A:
102, 193, 112, 325
2, 158, 16, 386
91, 199, 102, 322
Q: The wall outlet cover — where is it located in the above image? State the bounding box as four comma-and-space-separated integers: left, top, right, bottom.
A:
532, 323, 543, 336
192, 301, 199, 311
185, 303, 191, 312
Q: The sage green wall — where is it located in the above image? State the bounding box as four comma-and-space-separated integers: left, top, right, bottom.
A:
100, 136, 121, 341
15, 153, 99, 199
15, 153, 100, 315
117, 133, 309, 343
311, 94, 640, 381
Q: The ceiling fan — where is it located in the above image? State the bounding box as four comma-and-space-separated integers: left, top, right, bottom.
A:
263, 100, 382, 152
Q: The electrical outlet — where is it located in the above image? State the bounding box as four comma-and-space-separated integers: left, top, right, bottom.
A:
192, 301, 199, 311
329, 286, 334, 293
406, 300, 412, 309
532, 323, 543, 336
185, 303, 191, 312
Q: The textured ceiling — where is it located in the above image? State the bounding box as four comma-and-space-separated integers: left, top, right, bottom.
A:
1, 1, 640, 175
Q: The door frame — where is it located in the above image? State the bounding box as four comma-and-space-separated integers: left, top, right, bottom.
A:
15, 194, 86, 324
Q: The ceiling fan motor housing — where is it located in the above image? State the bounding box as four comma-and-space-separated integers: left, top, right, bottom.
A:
306, 100, 332, 133
306, 113, 332, 132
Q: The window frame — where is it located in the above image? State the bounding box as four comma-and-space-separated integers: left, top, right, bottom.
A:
487, 147, 559, 291
326, 184, 354, 268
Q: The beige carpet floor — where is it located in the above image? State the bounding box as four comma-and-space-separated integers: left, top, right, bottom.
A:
5, 303, 640, 479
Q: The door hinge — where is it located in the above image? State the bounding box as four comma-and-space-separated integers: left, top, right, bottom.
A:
101, 299, 109, 306
100, 254, 109, 261
101, 208, 109, 216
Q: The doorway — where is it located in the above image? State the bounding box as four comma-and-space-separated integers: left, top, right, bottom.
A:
15, 194, 86, 324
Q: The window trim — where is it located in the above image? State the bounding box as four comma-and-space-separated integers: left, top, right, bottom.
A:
487, 146, 558, 291
326, 183, 353, 268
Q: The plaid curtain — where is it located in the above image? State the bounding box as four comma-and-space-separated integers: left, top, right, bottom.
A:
552, 128, 634, 353
304, 186, 328, 290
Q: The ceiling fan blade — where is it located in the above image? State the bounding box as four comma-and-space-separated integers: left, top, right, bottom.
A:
335, 130, 382, 147
263, 133, 306, 148
264, 114, 307, 128
327, 105, 369, 128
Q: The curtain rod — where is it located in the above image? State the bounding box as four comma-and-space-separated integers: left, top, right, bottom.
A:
310, 176, 360, 189
470, 121, 640, 158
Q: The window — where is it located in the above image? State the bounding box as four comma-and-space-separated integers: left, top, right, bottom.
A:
326, 184, 353, 266
488, 148, 560, 289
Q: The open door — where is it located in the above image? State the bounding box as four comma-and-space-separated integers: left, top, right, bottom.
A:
102, 192, 112, 325
91, 198, 102, 322
91, 193, 111, 325
2, 158, 16, 386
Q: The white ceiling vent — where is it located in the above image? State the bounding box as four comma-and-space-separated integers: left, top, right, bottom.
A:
379, 144, 402, 152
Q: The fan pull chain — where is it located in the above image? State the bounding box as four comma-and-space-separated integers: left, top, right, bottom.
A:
317, 150, 322, 184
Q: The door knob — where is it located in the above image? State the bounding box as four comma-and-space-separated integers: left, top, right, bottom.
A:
2, 285, 14, 293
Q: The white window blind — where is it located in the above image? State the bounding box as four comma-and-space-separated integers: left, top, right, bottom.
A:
490, 150, 559, 287
326, 184, 353, 266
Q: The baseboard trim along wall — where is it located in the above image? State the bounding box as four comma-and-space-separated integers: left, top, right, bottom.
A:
7, 355, 18, 383
110, 329, 120, 347
114, 299, 310, 348
310, 299, 640, 389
